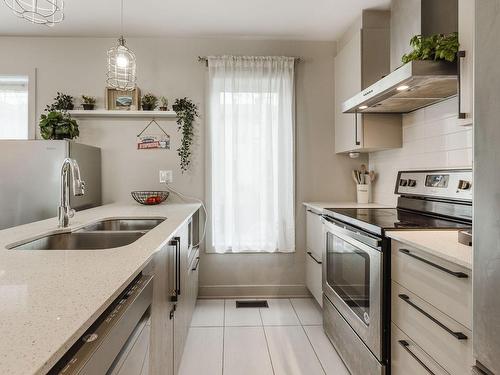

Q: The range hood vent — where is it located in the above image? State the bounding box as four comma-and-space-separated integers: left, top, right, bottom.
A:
342, 60, 458, 114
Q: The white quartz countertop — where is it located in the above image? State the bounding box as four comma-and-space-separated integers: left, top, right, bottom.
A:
386, 230, 472, 270
0, 202, 200, 375
303, 201, 392, 212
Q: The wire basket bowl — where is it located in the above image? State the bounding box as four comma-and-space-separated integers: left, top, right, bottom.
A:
131, 191, 169, 205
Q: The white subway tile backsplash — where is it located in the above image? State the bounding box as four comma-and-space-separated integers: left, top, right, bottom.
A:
369, 98, 473, 206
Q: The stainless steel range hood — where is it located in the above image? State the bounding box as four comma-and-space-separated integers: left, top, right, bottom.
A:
342, 60, 458, 113
342, 0, 459, 114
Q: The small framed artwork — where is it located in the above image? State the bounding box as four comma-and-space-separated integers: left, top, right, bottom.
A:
105, 87, 141, 110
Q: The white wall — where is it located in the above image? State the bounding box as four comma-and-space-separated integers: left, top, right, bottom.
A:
0, 36, 362, 297
369, 97, 473, 206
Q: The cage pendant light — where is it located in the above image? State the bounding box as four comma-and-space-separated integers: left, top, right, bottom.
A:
3, 0, 64, 26
106, 0, 136, 91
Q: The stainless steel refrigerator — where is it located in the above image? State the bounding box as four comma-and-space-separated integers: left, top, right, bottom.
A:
473, 1, 500, 374
0, 140, 101, 230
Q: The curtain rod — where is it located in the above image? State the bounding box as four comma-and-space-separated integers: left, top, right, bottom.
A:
197, 56, 302, 66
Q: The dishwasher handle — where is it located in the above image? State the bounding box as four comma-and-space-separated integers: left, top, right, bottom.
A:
50, 274, 153, 375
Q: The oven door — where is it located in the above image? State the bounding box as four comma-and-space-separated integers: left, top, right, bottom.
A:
322, 217, 383, 361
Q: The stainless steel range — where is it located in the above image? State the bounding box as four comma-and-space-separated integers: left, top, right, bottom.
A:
321, 169, 472, 375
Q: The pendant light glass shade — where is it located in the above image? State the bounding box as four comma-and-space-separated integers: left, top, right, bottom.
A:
106, 36, 137, 91
3, 0, 64, 26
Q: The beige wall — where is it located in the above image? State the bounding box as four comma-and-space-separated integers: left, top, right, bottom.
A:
0, 36, 362, 297
369, 98, 473, 206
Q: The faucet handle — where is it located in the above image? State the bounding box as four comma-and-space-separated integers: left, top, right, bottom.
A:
68, 209, 76, 218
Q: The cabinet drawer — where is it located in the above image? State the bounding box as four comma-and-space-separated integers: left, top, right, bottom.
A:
306, 209, 324, 260
306, 252, 322, 307
392, 282, 473, 375
391, 240, 472, 329
391, 323, 449, 375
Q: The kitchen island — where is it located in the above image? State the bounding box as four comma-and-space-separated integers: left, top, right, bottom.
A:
0, 202, 200, 375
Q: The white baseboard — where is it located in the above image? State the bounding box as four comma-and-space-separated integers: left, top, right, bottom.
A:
198, 284, 311, 299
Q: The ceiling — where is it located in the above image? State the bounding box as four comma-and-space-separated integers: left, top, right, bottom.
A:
0, 0, 390, 41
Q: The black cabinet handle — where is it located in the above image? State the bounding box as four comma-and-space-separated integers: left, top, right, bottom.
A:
191, 257, 200, 271
398, 294, 468, 340
398, 249, 468, 278
307, 251, 322, 264
354, 112, 361, 146
169, 237, 181, 301
398, 340, 436, 375
457, 50, 467, 119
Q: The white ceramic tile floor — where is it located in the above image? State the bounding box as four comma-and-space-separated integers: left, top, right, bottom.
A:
178, 298, 349, 375
290, 298, 323, 325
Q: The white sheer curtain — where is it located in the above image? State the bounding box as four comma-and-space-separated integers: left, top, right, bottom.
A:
207, 56, 295, 253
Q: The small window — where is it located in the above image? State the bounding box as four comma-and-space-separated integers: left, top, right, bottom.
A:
0, 75, 29, 140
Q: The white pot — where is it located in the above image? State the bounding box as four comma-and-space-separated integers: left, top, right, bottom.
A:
357, 184, 371, 204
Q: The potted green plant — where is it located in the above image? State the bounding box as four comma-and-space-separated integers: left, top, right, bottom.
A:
39, 111, 79, 140
141, 93, 158, 111
159, 96, 168, 111
402, 32, 459, 64
46, 92, 74, 111
81, 95, 96, 110
172, 97, 199, 173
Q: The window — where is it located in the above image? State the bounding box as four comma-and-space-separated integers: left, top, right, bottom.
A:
0, 75, 29, 140
207, 56, 295, 253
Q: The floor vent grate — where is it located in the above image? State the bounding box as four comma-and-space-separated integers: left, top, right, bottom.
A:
236, 300, 269, 308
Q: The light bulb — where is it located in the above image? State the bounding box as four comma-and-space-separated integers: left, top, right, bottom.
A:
116, 54, 129, 68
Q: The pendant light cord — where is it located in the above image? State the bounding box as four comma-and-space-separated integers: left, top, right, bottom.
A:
120, 0, 124, 37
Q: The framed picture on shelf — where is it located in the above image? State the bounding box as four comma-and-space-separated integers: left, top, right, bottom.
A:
105, 87, 141, 110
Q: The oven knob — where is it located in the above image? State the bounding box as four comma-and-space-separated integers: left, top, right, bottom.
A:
399, 179, 408, 187
363, 312, 370, 325
408, 179, 417, 187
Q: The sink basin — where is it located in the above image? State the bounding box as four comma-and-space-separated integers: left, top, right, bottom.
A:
9, 231, 145, 250
80, 218, 165, 232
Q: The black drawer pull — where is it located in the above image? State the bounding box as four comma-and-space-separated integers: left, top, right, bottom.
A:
399, 248, 468, 278
398, 340, 436, 375
307, 251, 322, 264
398, 294, 468, 340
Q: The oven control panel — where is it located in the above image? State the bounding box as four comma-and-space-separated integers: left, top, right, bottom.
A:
396, 169, 472, 201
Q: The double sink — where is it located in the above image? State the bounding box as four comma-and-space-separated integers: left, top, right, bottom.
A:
9, 218, 166, 251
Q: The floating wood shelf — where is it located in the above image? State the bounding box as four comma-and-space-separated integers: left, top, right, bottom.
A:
67, 110, 177, 119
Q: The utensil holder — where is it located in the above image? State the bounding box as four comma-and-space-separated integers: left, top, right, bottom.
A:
357, 184, 371, 204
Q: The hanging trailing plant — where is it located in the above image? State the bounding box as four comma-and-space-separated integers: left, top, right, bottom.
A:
172, 97, 199, 173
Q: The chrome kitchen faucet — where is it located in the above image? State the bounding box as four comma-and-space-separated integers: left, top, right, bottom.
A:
58, 158, 85, 228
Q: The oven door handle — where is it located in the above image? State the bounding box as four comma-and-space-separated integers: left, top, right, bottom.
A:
322, 216, 381, 249
398, 294, 468, 340
398, 249, 469, 278
398, 340, 436, 375
307, 251, 322, 264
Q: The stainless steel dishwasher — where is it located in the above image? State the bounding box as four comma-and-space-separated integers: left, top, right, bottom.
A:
49, 274, 153, 375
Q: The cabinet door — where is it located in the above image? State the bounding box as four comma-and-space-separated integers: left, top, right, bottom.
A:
335, 30, 363, 153
306, 210, 324, 260
148, 244, 174, 375
458, 0, 474, 125
305, 253, 322, 307
173, 222, 190, 375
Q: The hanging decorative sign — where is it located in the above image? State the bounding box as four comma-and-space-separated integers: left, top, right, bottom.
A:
137, 119, 170, 150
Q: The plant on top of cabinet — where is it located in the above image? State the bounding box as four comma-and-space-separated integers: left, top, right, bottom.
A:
141, 93, 158, 110
173, 97, 199, 173
39, 111, 79, 140
401, 32, 459, 64
81, 95, 96, 110
46, 92, 74, 111
159, 96, 168, 111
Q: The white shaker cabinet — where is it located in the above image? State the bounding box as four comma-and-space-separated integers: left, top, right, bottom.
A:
334, 10, 402, 154
305, 209, 323, 306
458, 0, 474, 125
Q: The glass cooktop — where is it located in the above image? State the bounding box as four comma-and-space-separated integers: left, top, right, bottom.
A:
324, 208, 472, 236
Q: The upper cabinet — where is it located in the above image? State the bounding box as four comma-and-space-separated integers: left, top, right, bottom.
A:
458, 0, 474, 125
335, 11, 402, 154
